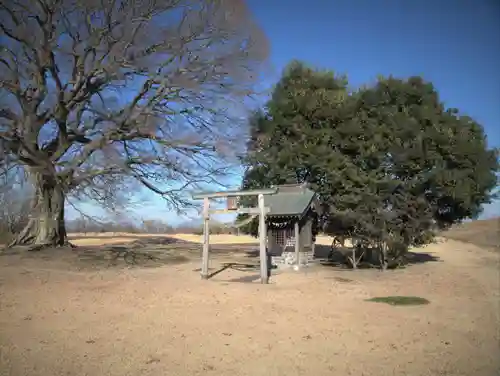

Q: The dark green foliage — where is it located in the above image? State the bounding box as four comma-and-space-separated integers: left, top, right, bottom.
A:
366, 296, 430, 306
239, 60, 499, 261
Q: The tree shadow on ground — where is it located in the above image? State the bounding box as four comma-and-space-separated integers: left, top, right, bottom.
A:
226, 274, 261, 283
185, 244, 442, 269
68, 235, 193, 246
74, 237, 203, 269
404, 251, 441, 264
1, 238, 280, 271
76, 245, 192, 269
313, 245, 441, 270
0, 237, 200, 270
192, 262, 260, 280
74, 238, 261, 270
242, 249, 260, 258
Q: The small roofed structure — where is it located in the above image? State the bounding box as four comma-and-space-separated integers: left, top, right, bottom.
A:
192, 184, 320, 284
265, 184, 319, 269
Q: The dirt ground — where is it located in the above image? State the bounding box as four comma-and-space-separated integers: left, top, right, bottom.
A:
0, 235, 499, 376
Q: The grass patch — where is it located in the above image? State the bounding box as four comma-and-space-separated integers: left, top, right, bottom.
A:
366, 296, 430, 306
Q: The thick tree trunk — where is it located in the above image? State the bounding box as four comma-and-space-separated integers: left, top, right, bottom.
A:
9, 172, 69, 250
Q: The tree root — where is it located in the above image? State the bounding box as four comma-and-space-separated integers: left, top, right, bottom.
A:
8, 223, 37, 248
7, 215, 73, 251
6, 240, 77, 252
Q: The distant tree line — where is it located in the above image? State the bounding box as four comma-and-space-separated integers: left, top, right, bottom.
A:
65, 217, 237, 236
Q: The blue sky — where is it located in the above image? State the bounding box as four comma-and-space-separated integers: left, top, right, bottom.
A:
68, 0, 500, 224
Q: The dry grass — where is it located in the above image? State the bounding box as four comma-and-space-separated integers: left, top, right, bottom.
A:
1, 231, 499, 376
68, 233, 337, 247
441, 218, 499, 249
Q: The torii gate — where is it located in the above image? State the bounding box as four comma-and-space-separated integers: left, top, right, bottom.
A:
192, 187, 277, 284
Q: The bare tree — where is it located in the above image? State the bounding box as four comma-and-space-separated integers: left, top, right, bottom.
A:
0, 0, 269, 249
0, 166, 31, 242
141, 219, 172, 234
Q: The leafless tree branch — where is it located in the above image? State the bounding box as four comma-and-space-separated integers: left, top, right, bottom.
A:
0, 0, 268, 238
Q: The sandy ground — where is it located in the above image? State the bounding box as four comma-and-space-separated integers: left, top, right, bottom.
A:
67, 232, 337, 246
0, 236, 499, 376
68, 232, 265, 246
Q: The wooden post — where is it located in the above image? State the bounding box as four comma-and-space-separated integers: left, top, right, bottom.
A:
294, 221, 300, 269
267, 228, 275, 254
201, 197, 210, 279
258, 194, 268, 284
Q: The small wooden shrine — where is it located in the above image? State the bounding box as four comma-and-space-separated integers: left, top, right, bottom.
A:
192, 183, 320, 284
264, 184, 320, 268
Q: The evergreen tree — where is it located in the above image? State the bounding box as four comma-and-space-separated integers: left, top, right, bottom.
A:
239, 61, 499, 263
